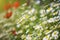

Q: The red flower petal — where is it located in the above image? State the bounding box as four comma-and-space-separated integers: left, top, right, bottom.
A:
4, 11, 12, 19
3, 3, 11, 10
13, 1, 20, 9
11, 30, 17, 36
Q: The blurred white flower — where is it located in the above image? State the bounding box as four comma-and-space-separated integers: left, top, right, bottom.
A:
17, 15, 25, 23
52, 31, 59, 39
22, 3, 27, 6
22, 15, 26, 19
16, 24, 20, 28
46, 7, 53, 13
29, 22, 34, 26
51, 9, 55, 13
39, 9, 46, 17
47, 16, 59, 23
18, 14, 29, 23
21, 14, 29, 20
41, 16, 47, 20
40, 9, 45, 14
26, 35, 32, 40
40, 14, 45, 17
58, 10, 60, 16
17, 30, 23, 34
45, 30, 52, 35
30, 16, 36, 21
33, 24, 43, 30
35, 0, 40, 4
43, 35, 50, 40
42, 21, 47, 24
25, 25, 29, 28
53, 12, 58, 15
24, 10, 29, 13
28, 8, 35, 15
53, 16, 59, 21
21, 34, 26, 39
26, 29, 30, 34
50, 2, 54, 7
47, 18, 54, 23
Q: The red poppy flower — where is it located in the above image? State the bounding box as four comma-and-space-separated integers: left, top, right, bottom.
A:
4, 11, 12, 19
3, 3, 11, 10
13, 1, 20, 9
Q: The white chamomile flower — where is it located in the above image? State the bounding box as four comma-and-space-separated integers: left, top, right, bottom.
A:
25, 15, 30, 19
22, 15, 26, 19
33, 24, 43, 30
40, 14, 45, 17
43, 35, 50, 40
18, 14, 29, 23
42, 21, 47, 24
17, 30, 23, 34
21, 34, 26, 39
17, 15, 26, 23
50, 2, 54, 7
51, 9, 55, 13
26, 29, 30, 34
44, 30, 52, 35
29, 22, 34, 26
53, 16, 59, 22
35, 0, 40, 4
41, 16, 47, 20
39, 9, 45, 14
16, 24, 20, 28
25, 25, 29, 28
22, 3, 27, 6
47, 18, 54, 23
24, 10, 29, 13
46, 7, 53, 13
39, 9, 46, 17
30, 16, 36, 21
28, 8, 35, 15
58, 10, 60, 15
52, 31, 59, 39
26, 35, 32, 40
53, 12, 58, 15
